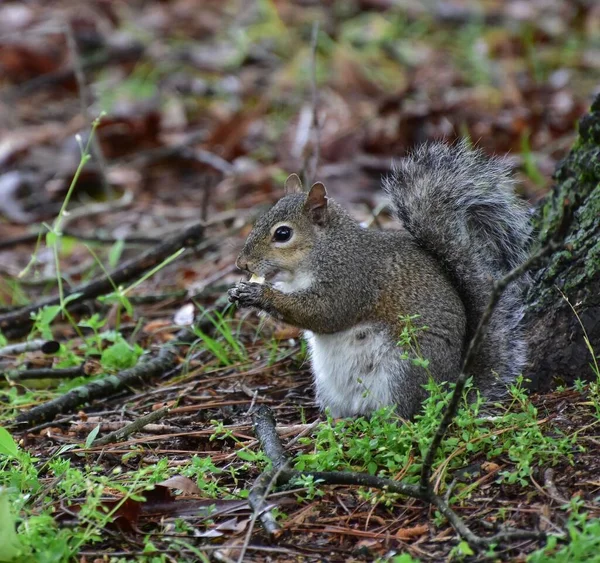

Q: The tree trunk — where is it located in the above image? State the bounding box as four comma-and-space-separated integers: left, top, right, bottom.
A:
525, 93, 600, 390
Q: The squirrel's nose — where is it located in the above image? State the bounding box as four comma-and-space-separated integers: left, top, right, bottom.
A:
236, 256, 248, 271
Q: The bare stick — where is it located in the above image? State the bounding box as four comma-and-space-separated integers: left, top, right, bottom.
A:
241, 405, 290, 552
0, 339, 48, 356
242, 465, 286, 561
11, 309, 225, 428
123, 142, 233, 177
251, 405, 546, 549
13, 346, 177, 427
252, 405, 288, 468
93, 405, 171, 446
5, 364, 85, 381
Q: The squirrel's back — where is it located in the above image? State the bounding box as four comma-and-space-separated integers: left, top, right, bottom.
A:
384, 141, 531, 394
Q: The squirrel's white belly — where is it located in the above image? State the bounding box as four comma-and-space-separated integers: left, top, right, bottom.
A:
306, 325, 405, 417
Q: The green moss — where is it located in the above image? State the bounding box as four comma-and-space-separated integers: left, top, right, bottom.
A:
585, 241, 600, 280
527, 94, 600, 311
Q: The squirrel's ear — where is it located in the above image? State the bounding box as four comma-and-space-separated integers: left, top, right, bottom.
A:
304, 182, 328, 225
284, 173, 304, 194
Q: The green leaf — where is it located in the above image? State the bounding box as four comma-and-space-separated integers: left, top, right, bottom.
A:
62, 292, 83, 306
0, 428, 18, 459
45, 231, 58, 247
85, 424, 101, 448
457, 540, 474, 556
100, 339, 141, 371
236, 449, 258, 462
0, 488, 22, 561
38, 305, 62, 327
108, 239, 125, 269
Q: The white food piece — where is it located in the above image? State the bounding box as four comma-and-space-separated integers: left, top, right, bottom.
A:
249, 274, 265, 285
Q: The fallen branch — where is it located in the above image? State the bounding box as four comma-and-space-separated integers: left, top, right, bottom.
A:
121, 138, 234, 177
0, 221, 205, 336
245, 465, 286, 550
250, 405, 545, 550
244, 406, 290, 545
13, 345, 177, 428
0, 339, 49, 356
252, 405, 288, 469
4, 364, 85, 381
93, 405, 171, 446
12, 309, 226, 428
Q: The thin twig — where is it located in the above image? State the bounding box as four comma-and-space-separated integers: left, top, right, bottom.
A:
13, 346, 178, 427
11, 310, 222, 428
4, 364, 85, 381
119, 131, 233, 176
0, 339, 48, 356
419, 239, 562, 494
239, 407, 292, 559
93, 405, 171, 446
241, 464, 287, 562
543, 468, 569, 504
60, 189, 134, 230
251, 405, 546, 550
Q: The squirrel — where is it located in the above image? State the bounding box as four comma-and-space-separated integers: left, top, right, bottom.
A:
228, 141, 532, 418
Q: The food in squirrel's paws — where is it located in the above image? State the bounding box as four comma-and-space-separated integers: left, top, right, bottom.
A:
249, 274, 265, 285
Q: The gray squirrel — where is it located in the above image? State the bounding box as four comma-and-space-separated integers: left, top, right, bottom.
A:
228, 141, 532, 418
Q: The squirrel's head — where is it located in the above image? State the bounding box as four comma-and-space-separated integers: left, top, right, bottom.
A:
235, 174, 329, 285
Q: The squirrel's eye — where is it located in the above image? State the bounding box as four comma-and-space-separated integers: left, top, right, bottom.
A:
273, 226, 292, 242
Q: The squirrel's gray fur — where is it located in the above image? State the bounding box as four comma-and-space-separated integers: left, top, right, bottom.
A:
384, 140, 531, 397
229, 141, 532, 417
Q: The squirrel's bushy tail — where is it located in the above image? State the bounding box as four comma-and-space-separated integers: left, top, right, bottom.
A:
384, 140, 531, 393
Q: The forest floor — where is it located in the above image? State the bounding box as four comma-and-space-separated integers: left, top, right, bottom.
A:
1, 1, 599, 562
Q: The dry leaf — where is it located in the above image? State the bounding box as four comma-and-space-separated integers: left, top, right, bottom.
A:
157, 476, 202, 496
396, 523, 429, 540
481, 461, 501, 473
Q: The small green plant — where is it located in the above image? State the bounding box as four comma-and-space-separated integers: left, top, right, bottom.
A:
378, 553, 421, 563
397, 314, 430, 371
21, 116, 104, 313
99, 333, 144, 371
192, 309, 247, 366
528, 498, 600, 562
291, 474, 325, 500
0, 487, 23, 561
92, 244, 185, 331
294, 377, 581, 497
0, 427, 19, 460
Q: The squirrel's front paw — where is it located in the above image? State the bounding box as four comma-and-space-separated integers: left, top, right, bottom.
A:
228, 281, 265, 308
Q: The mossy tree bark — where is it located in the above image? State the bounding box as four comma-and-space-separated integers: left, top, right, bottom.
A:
525, 93, 600, 390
